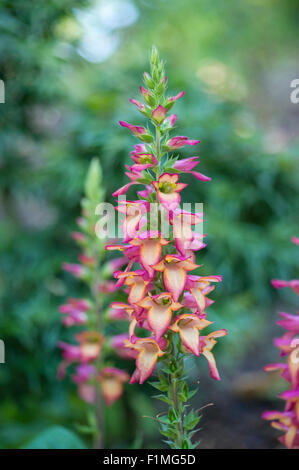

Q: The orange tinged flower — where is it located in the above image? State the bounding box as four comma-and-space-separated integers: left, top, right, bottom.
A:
170, 313, 212, 356
75, 331, 105, 363
199, 329, 228, 380
129, 231, 169, 278
98, 367, 129, 406
138, 292, 182, 340
115, 270, 150, 304
124, 337, 165, 384
153, 254, 198, 301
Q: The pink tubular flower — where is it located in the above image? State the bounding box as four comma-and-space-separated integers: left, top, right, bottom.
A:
78, 384, 96, 404
71, 231, 87, 244
272, 279, 299, 295
186, 275, 223, 312
152, 105, 166, 124
115, 200, 149, 243
59, 297, 90, 326
72, 364, 97, 384
98, 367, 130, 405
170, 314, 212, 356
164, 114, 177, 128
164, 136, 200, 150
115, 270, 150, 304
76, 331, 105, 363
152, 173, 187, 211
130, 152, 158, 170
110, 333, 136, 359
129, 98, 145, 112
112, 181, 139, 197
119, 121, 147, 137
199, 329, 228, 380
263, 237, 299, 448
173, 156, 199, 171
60, 298, 91, 312
58, 341, 81, 362
129, 231, 169, 277
153, 254, 199, 302
140, 86, 153, 103
173, 157, 211, 182
167, 91, 185, 102
62, 310, 87, 327
62, 262, 85, 279
171, 210, 203, 256
124, 337, 165, 384
138, 293, 182, 341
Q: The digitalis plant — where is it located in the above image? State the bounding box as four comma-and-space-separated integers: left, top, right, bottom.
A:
58, 159, 130, 447
262, 236, 299, 449
108, 47, 227, 449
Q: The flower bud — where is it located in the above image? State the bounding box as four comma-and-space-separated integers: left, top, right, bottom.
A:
150, 45, 159, 67
143, 72, 155, 89
152, 105, 166, 124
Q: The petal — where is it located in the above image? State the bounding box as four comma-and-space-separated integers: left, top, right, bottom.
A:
156, 189, 181, 211
128, 279, 148, 304
285, 425, 297, 449
179, 324, 200, 356
190, 171, 211, 182
147, 305, 172, 341
202, 348, 220, 380
190, 287, 206, 311
164, 266, 187, 302
112, 182, 136, 197
140, 239, 163, 272
136, 341, 164, 384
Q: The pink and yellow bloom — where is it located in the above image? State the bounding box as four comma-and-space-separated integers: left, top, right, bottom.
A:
138, 292, 182, 341
124, 337, 165, 384
170, 313, 212, 356
164, 136, 200, 150
152, 173, 187, 211
153, 254, 198, 302
173, 156, 211, 182
129, 231, 169, 277
98, 367, 129, 406
115, 270, 150, 304
119, 121, 147, 137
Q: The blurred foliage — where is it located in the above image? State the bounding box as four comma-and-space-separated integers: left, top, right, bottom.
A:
0, 0, 299, 448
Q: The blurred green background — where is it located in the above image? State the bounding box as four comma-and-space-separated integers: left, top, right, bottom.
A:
0, 0, 299, 449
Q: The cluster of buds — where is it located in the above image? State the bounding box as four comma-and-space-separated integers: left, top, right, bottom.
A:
108, 47, 226, 448
262, 236, 299, 449
58, 159, 130, 418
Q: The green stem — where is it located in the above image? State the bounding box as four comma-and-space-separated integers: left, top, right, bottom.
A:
155, 125, 161, 177
91, 241, 104, 449
170, 339, 184, 448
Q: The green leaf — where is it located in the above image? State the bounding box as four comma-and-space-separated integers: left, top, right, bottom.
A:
153, 394, 173, 405
23, 426, 87, 449
184, 410, 200, 431
187, 388, 198, 400
149, 381, 169, 392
